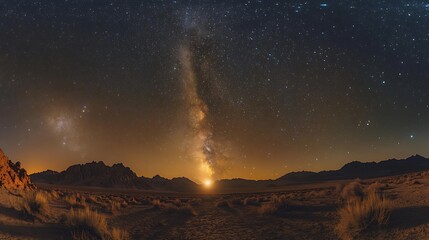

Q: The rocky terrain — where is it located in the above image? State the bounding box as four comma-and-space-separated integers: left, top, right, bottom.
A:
0, 169, 429, 239
0, 149, 34, 191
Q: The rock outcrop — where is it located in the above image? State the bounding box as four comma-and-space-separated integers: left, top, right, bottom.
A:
0, 149, 34, 191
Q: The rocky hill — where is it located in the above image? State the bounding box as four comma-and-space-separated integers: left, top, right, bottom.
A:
276, 154, 429, 183
216, 155, 429, 190
0, 149, 34, 191
31, 154, 429, 192
30, 161, 198, 192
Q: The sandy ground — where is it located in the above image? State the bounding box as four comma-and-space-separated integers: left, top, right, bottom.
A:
0, 171, 428, 239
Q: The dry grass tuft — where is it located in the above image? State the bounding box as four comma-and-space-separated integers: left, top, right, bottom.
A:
243, 196, 260, 206
152, 199, 197, 216
341, 180, 364, 202
259, 194, 288, 215
215, 199, 232, 209
366, 182, 386, 196
21, 191, 50, 220
65, 208, 128, 240
189, 198, 202, 206
106, 200, 121, 215
336, 192, 392, 240
49, 190, 60, 200
65, 193, 87, 209
85, 195, 99, 204
230, 197, 243, 205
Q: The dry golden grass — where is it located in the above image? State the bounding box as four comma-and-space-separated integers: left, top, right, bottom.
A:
341, 180, 364, 202
336, 192, 392, 240
107, 200, 121, 215
152, 199, 197, 216
259, 194, 288, 215
49, 190, 60, 200
366, 182, 385, 195
65, 193, 87, 209
65, 208, 128, 240
21, 191, 50, 220
85, 195, 99, 204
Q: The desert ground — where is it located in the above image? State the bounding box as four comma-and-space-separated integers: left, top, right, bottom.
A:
1, 171, 429, 240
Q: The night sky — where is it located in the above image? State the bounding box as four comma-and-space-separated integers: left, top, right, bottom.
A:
0, 1, 428, 182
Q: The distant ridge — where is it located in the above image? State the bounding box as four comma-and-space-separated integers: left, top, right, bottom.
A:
217, 155, 429, 189
276, 154, 429, 183
30, 154, 429, 192
30, 161, 198, 192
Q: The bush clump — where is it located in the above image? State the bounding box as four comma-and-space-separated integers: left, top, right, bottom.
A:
65, 208, 128, 240
259, 195, 288, 215
336, 191, 392, 240
21, 191, 50, 220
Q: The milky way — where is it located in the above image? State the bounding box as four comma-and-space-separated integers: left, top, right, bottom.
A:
180, 44, 214, 181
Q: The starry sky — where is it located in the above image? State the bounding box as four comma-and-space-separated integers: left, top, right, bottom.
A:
0, 1, 428, 182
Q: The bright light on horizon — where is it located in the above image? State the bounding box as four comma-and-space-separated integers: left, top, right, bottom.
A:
204, 179, 213, 188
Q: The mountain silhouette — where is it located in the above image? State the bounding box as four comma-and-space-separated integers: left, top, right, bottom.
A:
30, 161, 198, 192
276, 154, 429, 183
30, 154, 429, 192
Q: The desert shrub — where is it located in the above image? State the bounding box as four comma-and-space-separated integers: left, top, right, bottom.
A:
120, 200, 128, 208
189, 198, 202, 206
411, 180, 421, 185
341, 180, 364, 202
151, 199, 164, 209
110, 228, 129, 240
104, 200, 121, 215
335, 183, 345, 195
111, 199, 121, 209
243, 196, 260, 206
308, 189, 331, 198
173, 204, 197, 216
127, 197, 139, 205
169, 198, 181, 206
336, 192, 391, 239
215, 199, 232, 208
152, 199, 197, 216
50, 190, 60, 200
65, 193, 87, 209
21, 191, 50, 220
138, 197, 151, 205
259, 194, 288, 215
86, 195, 99, 204
65, 208, 128, 240
230, 197, 243, 205
366, 182, 385, 196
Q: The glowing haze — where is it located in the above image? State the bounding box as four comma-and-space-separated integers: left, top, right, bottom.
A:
180, 44, 214, 182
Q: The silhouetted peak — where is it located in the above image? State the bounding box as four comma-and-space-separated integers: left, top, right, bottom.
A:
340, 161, 365, 170
407, 154, 426, 161
152, 175, 167, 181
112, 163, 125, 168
